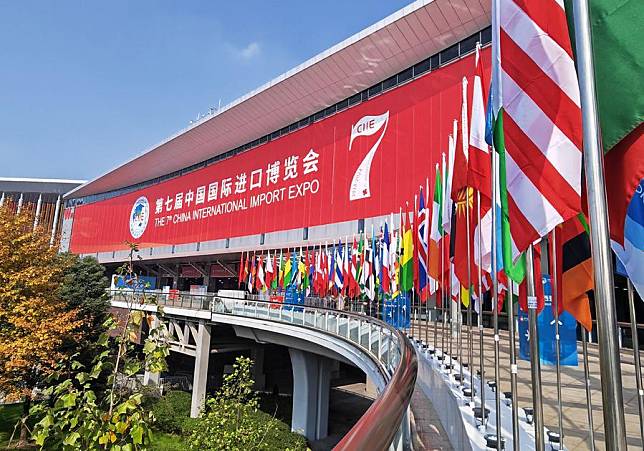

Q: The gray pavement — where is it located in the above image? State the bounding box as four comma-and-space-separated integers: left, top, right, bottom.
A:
409, 319, 643, 450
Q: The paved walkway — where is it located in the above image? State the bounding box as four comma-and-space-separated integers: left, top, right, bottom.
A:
410, 378, 454, 450
409, 320, 643, 450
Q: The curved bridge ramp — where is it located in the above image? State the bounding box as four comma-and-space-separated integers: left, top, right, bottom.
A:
110, 291, 418, 451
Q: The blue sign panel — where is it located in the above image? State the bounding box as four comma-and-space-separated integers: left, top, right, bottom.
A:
382, 292, 410, 329
113, 275, 157, 292
283, 285, 305, 311
518, 275, 578, 366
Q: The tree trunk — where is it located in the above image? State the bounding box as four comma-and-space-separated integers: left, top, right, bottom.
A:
18, 396, 31, 447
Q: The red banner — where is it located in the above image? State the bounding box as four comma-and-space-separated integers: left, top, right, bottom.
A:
70, 49, 490, 254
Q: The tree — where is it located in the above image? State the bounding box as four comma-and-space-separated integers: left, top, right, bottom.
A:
0, 204, 83, 445
59, 254, 110, 336
58, 254, 111, 368
188, 356, 307, 451
30, 243, 170, 450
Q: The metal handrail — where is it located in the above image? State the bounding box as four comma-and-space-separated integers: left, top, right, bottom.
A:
108, 289, 418, 450
335, 327, 417, 451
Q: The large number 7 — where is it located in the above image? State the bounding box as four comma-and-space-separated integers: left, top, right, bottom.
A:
349, 111, 390, 201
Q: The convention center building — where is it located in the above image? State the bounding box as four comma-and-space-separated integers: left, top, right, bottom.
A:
63, 0, 492, 292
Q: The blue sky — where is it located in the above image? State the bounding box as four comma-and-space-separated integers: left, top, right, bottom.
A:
0, 1, 411, 180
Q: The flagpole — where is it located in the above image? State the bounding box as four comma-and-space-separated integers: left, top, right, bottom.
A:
581, 330, 596, 451
526, 244, 545, 450
627, 279, 644, 443
477, 189, 487, 428
425, 178, 431, 346
572, 1, 627, 447
449, 262, 454, 378
507, 280, 520, 450
440, 208, 446, 363
466, 187, 474, 399
490, 123, 502, 448
551, 231, 564, 448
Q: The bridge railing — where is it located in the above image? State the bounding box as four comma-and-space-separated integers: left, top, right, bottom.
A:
108, 288, 418, 450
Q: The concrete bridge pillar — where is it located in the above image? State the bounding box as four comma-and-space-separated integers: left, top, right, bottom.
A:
288, 348, 331, 441
190, 320, 211, 418
251, 346, 266, 391
143, 314, 160, 386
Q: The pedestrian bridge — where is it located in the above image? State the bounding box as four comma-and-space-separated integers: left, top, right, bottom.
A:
110, 291, 417, 450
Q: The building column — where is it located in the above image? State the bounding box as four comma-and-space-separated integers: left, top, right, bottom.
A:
143, 314, 161, 386
251, 346, 266, 391
190, 321, 211, 418
288, 349, 331, 441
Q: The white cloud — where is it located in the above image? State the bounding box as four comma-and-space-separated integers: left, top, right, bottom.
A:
236, 42, 261, 60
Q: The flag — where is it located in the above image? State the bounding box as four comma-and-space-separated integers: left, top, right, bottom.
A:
343, 240, 350, 295
492, 0, 583, 266
400, 209, 414, 292
453, 187, 477, 292
283, 251, 292, 288
442, 130, 457, 237
299, 250, 308, 292
451, 78, 469, 196
248, 252, 256, 293
349, 237, 358, 297
364, 245, 375, 301
334, 241, 344, 291
417, 187, 430, 301
328, 245, 335, 293
428, 164, 442, 291
469, 43, 495, 280
278, 250, 285, 290
567, 0, 643, 153
468, 43, 492, 198
270, 252, 278, 290
265, 250, 274, 289
381, 222, 391, 295
389, 225, 399, 297
238, 252, 245, 288
553, 217, 594, 331
256, 255, 266, 292
605, 125, 644, 299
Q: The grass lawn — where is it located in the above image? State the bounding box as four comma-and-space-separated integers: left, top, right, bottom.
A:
150, 430, 187, 450
0, 403, 24, 449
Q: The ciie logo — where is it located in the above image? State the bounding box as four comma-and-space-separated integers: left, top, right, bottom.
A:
129, 196, 149, 239
349, 111, 389, 201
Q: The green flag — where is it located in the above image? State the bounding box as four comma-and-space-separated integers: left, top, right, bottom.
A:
494, 109, 526, 284
565, 0, 644, 152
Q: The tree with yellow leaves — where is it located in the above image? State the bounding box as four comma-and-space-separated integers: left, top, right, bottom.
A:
0, 204, 83, 445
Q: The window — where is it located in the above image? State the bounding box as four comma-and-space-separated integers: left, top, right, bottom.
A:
440, 43, 459, 65
460, 33, 479, 55
397, 67, 413, 83
368, 83, 382, 97
383, 75, 397, 90
414, 58, 431, 76
430, 54, 440, 70
481, 27, 492, 45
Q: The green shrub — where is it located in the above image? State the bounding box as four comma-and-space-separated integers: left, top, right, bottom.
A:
188, 357, 308, 450
151, 390, 194, 435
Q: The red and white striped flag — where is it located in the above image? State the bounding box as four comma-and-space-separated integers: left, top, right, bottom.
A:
495, 0, 583, 253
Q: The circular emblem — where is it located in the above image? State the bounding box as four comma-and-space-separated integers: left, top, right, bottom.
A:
129, 196, 149, 239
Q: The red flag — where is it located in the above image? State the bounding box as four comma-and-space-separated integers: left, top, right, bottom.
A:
238, 252, 245, 288
453, 188, 477, 292
451, 77, 470, 197
467, 44, 491, 199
